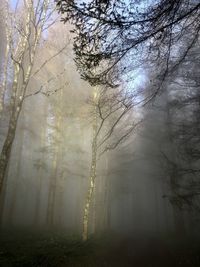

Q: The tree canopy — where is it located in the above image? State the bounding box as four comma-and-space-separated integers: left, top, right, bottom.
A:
57, 0, 200, 99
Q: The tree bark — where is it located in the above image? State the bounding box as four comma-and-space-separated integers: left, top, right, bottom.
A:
166, 94, 186, 236
82, 136, 97, 241
82, 90, 98, 241
0, 12, 10, 115
6, 118, 24, 225
46, 98, 62, 228
0, 103, 22, 194
0, 0, 50, 199
34, 116, 46, 227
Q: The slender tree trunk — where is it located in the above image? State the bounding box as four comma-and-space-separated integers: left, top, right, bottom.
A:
46, 100, 62, 227
170, 171, 186, 236
82, 136, 97, 241
6, 156, 21, 225
103, 156, 111, 231
0, 0, 10, 116
0, 159, 11, 226
0, 24, 10, 115
91, 182, 96, 234
82, 89, 98, 241
166, 95, 186, 236
7, 119, 25, 225
0, 99, 23, 226
0, 0, 31, 194
0, 102, 22, 194
34, 175, 42, 226
0, 0, 50, 198
46, 178, 56, 226
46, 153, 59, 227
34, 119, 46, 227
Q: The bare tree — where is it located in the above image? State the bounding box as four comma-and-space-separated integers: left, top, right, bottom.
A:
161, 41, 200, 213
0, 0, 67, 197
82, 85, 141, 240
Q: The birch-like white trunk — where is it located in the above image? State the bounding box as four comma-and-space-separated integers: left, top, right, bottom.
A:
82, 89, 98, 241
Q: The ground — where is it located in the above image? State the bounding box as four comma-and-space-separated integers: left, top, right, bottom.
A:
0, 229, 200, 267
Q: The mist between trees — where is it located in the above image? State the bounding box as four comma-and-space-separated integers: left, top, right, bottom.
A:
0, 0, 200, 247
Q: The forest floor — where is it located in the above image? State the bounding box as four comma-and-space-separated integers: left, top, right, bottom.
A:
0, 229, 200, 267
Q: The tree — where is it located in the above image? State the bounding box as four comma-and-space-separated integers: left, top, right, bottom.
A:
161, 40, 200, 213
82, 85, 141, 240
0, 0, 67, 197
57, 0, 200, 98
56, 0, 200, 219
0, 0, 10, 116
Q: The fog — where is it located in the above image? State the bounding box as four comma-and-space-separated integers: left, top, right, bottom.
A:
0, 1, 200, 266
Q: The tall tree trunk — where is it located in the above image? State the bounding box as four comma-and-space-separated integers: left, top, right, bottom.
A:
166, 95, 186, 236
0, 97, 23, 226
34, 174, 42, 226
82, 89, 98, 241
0, 102, 22, 194
0, 0, 31, 193
6, 115, 25, 225
0, 158, 11, 226
46, 163, 58, 227
46, 99, 62, 228
0, 1, 10, 116
102, 156, 111, 231
0, 0, 50, 198
34, 118, 46, 227
46, 131, 60, 227
82, 136, 97, 241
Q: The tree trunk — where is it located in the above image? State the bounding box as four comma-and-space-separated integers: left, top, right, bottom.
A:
82, 138, 97, 241
0, 103, 22, 194
0, 159, 11, 226
34, 175, 42, 226
0, 0, 10, 116
34, 118, 46, 227
6, 123, 24, 225
82, 110, 98, 241
46, 156, 58, 227
103, 157, 111, 231
46, 102, 62, 228
166, 95, 186, 236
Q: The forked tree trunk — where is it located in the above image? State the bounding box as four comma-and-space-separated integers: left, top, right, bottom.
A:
0, 0, 50, 198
